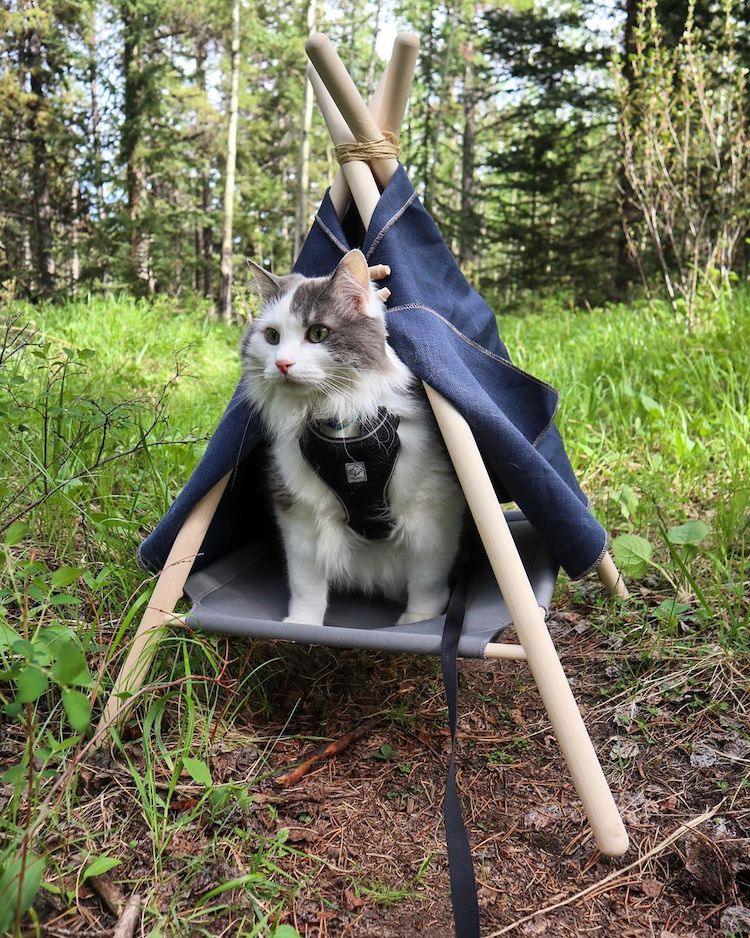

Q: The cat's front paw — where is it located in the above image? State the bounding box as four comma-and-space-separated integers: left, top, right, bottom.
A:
283, 613, 324, 626
397, 610, 436, 625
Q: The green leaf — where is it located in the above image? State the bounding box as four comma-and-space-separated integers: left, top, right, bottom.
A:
10, 638, 37, 658
654, 599, 691, 621
0, 620, 21, 652
374, 743, 395, 761
11, 639, 34, 657
614, 486, 639, 521
46, 594, 81, 607
50, 566, 83, 589
667, 520, 709, 547
82, 855, 120, 881
1, 762, 26, 785
16, 666, 48, 703
639, 393, 663, 416
51, 638, 89, 686
0, 853, 46, 934
3, 700, 23, 719
612, 534, 654, 578
208, 784, 232, 812
3, 522, 29, 546
183, 756, 213, 788
271, 927, 302, 938
62, 688, 91, 733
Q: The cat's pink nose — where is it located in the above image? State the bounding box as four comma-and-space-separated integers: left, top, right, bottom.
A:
275, 359, 294, 375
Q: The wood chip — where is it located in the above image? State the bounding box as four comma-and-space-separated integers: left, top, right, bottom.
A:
113, 894, 142, 938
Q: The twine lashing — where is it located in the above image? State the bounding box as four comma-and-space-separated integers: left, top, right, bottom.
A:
334, 131, 400, 165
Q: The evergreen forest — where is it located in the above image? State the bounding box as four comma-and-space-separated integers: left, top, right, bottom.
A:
2, 0, 749, 315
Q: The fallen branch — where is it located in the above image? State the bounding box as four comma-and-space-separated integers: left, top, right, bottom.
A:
113, 893, 142, 938
89, 872, 125, 917
485, 802, 723, 937
274, 718, 379, 788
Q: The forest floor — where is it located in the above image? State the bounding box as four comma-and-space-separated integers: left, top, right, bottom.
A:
1, 294, 748, 937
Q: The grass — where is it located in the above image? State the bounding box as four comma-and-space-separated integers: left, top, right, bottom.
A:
0, 290, 748, 935
500, 292, 750, 645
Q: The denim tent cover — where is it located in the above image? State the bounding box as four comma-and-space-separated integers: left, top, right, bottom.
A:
139, 165, 607, 580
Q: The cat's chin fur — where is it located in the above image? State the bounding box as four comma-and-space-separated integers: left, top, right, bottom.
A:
245, 341, 418, 442
241, 251, 465, 626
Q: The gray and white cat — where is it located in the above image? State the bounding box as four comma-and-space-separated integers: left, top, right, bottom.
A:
241, 249, 464, 626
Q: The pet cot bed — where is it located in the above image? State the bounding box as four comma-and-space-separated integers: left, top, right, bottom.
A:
97, 32, 630, 936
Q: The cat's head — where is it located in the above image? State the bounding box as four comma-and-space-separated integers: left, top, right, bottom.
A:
242, 250, 403, 434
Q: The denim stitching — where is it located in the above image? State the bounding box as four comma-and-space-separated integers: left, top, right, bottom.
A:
365, 192, 418, 260
315, 215, 348, 254
575, 535, 611, 580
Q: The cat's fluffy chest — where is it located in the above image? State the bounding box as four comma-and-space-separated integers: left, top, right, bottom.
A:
269, 400, 459, 596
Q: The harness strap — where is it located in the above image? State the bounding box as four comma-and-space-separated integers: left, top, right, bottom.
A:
299, 408, 401, 541
441, 561, 481, 938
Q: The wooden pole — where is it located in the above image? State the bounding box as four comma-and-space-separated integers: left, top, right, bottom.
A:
96, 473, 231, 734
218, 0, 241, 320
328, 32, 418, 215
307, 33, 398, 189
305, 34, 629, 857
597, 549, 629, 598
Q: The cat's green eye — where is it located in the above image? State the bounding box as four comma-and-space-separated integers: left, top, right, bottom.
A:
306, 324, 329, 344
264, 327, 280, 345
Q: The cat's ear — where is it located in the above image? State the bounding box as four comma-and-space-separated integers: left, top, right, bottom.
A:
330, 249, 372, 314
247, 259, 284, 301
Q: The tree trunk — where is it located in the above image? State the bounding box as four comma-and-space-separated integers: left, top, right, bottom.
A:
202, 173, 213, 298
615, 0, 639, 297
122, 5, 152, 295
20, 168, 34, 287
420, 3, 436, 213
218, 0, 241, 321
70, 179, 80, 288
87, 11, 106, 221
27, 28, 55, 294
459, 30, 477, 268
194, 36, 208, 295
293, 0, 316, 261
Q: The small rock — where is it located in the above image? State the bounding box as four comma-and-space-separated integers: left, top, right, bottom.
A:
523, 805, 561, 830
690, 742, 718, 769
640, 877, 663, 897
720, 906, 750, 935
609, 738, 640, 761
521, 915, 549, 935
614, 702, 638, 728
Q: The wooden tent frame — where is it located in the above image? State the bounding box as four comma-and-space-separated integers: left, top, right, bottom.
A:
98, 32, 630, 859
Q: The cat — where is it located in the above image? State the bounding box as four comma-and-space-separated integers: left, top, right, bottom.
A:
241, 248, 465, 626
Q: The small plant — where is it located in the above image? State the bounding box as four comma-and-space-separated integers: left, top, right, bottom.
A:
615, 0, 750, 325
613, 520, 710, 590
487, 738, 530, 765
0, 525, 96, 932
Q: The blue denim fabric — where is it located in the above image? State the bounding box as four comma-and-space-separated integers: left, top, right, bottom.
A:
140, 166, 607, 579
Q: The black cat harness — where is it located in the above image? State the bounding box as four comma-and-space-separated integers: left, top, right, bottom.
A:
299, 408, 401, 540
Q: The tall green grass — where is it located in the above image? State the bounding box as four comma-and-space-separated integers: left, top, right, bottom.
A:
1, 296, 239, 587
500, 293, 749, 645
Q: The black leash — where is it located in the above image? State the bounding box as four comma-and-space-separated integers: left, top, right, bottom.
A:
440, 562, 481, 938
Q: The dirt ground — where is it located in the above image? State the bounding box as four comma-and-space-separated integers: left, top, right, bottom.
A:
12, 584, 750, 937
